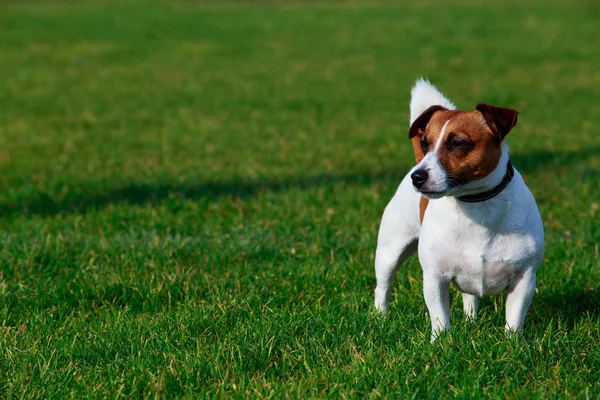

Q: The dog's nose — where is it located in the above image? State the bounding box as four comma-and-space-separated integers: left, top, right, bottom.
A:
411, 169, 429, 188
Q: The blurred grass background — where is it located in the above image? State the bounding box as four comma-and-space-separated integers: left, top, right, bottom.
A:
0, 0, 599, 397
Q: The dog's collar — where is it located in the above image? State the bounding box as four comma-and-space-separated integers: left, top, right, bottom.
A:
457, 161, 514, 203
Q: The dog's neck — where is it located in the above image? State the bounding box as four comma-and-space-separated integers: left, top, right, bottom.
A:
453, 143, 511, 198
446, 143, 516, 227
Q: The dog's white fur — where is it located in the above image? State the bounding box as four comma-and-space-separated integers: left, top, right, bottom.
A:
410, 78, 456, 124
374, 79, 544, 341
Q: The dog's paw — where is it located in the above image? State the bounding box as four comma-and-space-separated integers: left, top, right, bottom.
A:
505, 328, 525, 342
373, 301, 389, 314
430, 327, 451, 343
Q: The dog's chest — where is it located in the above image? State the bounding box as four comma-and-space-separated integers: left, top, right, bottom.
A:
441, 236, 518, 296
420, 206, 536, 297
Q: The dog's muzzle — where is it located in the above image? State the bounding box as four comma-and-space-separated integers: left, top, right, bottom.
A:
411, 169, 428, 189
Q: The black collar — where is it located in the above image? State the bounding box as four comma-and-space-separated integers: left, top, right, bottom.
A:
457, 161, 514, 203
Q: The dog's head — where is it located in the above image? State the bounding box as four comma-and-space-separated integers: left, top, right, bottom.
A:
408, 103, 518, 199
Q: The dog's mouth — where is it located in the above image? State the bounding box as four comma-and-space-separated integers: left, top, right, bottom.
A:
419, 189, 449, 199
418, 178, 464, 199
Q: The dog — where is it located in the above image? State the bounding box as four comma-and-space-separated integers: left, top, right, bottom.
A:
374, 79, 544, 341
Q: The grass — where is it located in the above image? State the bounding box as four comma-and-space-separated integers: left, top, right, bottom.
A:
0, 0, 599, 397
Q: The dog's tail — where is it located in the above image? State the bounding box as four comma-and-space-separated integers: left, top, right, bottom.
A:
410, 78, 456, 125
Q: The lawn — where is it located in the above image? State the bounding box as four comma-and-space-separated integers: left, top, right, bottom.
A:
0, 0, 599, 397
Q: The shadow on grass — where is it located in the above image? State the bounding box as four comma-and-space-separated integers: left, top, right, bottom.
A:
535, 287, 600, 328
0, 146, 598, 218
0, 168, 407, 218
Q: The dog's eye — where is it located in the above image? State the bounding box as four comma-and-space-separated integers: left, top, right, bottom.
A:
420, 138, 429, 151
448, 140, 471, 150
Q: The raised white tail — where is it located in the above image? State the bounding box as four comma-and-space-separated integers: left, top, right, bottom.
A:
409, 78, 456, 125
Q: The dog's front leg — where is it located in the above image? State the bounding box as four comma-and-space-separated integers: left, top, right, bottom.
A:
505, 270, 536, 334
423, 274, 451, 342
462, 293, 478, 320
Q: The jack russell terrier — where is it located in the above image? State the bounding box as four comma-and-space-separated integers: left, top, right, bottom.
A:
374, 79, 544, 341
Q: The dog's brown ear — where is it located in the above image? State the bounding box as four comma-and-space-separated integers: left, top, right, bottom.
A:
408, 105, 447, 139
476, 103, 518, 140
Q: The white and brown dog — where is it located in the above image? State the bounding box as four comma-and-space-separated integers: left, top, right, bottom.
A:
374, 79, 544, 341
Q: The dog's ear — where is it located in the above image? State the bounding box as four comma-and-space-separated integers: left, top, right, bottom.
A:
408, 105, 447, 139
476, 103, 519, 140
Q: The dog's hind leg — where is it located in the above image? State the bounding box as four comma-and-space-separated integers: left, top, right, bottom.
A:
374, 238, 417, 312
374, 175, 420, 312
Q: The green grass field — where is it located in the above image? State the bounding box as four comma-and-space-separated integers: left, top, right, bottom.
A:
1, 0, 599, 397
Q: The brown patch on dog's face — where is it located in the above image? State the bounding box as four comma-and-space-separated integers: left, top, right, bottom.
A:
415, 109, 502, 185
409, 105, 447, 164
437, 110, 502, 184
409, 104, 518, 197
411, 137, 425, 164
